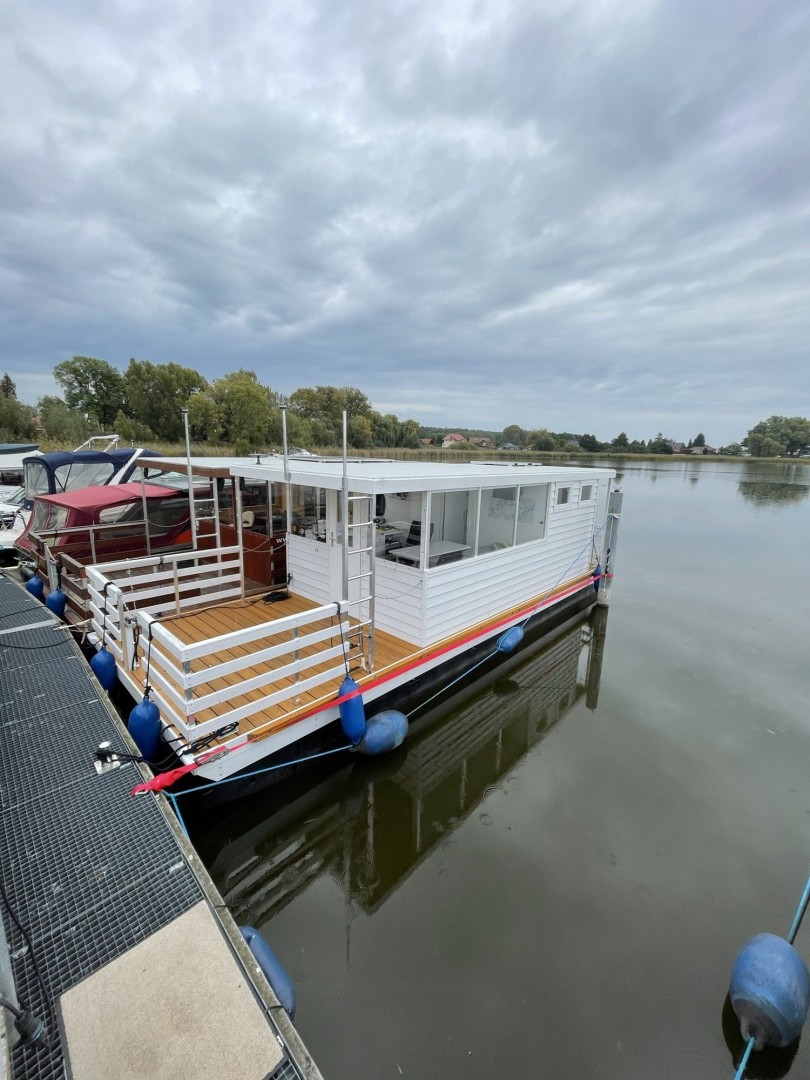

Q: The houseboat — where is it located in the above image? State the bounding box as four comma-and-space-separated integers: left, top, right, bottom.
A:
82, 451, 621, 788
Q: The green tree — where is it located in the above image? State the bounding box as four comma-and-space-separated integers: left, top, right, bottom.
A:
720, 443, 743, 456
348, 415, 374, 449
112, 410, 156, 444
0, 391, 36, 441
527, 428, 557, 451
611, 432, 629, 450
500, 424, 525, 447
693, 432, 706, 447
372, 413, 400, 448
746, 416, 810, 457
648, 433, 673, 454
124, 360, 208, 441
186, 391, 220, 442
1, 374, 17, 399
37, 396, 94, 444
211, 369, 274, 450
578, 433, 604, 452
288, 386, 373, 441
54, 356, 126, 428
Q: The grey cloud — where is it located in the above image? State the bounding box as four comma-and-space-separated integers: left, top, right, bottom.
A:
1, 0, 809, 445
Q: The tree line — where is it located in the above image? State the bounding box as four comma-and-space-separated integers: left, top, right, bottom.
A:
0, 356, 808, 459
0, 356, 422, 453
443, 419, 810, 458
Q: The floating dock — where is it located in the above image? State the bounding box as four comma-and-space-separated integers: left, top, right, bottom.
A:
0, 572, 323, 1080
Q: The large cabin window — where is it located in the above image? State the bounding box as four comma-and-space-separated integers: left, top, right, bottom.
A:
515, 484, 549, 545
478, 486, 517, 552
427, 489, 477, 565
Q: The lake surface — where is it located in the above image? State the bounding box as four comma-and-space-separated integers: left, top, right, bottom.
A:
190, 458, 810, 1080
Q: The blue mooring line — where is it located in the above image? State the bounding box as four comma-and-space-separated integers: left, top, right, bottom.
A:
733, 1037, 756, 1080
732, 869, 810, 1079
170, 742, 353, 799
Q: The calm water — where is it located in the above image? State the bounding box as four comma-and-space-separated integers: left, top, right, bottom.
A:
190, 458, 810, 1080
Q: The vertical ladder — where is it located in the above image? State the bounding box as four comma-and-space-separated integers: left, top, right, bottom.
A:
343, 493, 376, 672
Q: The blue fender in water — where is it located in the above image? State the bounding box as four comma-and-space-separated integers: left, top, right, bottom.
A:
90, 646, 117, 691
730, 932, 810, 1048
45, 588, 67, 620
25, 575, 44, 600
355, 710, 408, 756
592, 563, 602, 592
128, 696, 161, 760
497, 626, 524, 654
240, 925, 296, 1021
338, 675, 366, 744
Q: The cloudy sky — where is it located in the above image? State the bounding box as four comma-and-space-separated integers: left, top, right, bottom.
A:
2, 0, 809, 445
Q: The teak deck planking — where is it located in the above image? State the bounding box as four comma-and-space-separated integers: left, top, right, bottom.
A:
129, 574, 591, 746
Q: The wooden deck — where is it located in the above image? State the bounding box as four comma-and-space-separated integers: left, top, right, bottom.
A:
131, 573, 593, 748
131, 590, 415, 743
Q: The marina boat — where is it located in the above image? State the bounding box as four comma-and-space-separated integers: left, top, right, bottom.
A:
3, 435, 161, 561
19, 482, 192, 621
82, 450, 622, 789
22, 460, 288, 623
0, 443, 39, 562
0, 441, 40, 487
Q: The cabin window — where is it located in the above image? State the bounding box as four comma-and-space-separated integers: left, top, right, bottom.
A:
30, 502, 68, 535
25, 461, 52, 499
427, 489, 477, 565
515, 484, 549, 545
556, 486, 570, 506
290, 484, 327, 539
581, 483, 593, 503
478, 486, 517, 552
98, 503, 145, 526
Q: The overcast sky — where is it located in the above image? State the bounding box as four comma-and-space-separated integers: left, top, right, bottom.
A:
2, 0, 809, 445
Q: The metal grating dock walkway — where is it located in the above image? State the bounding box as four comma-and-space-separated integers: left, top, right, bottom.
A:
0, 573, 322, 1080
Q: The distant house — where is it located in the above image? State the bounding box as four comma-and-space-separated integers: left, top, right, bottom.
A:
442, 433, 466, 449
668, 441, 686, 454
419, 438, 433, 446
498, 441, 521, 451
690, 445, 718, 455
469, 436, 494, 449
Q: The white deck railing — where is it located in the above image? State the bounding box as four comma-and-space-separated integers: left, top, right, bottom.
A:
85, 548, 351, 740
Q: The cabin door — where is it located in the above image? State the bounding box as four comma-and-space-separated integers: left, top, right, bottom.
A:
326, 489, 350, 600
240, 479, 276, 588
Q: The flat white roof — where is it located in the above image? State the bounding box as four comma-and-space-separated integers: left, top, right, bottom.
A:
225, 456, 615, 494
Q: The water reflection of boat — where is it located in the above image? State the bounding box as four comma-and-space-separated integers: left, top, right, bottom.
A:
200, 606, 609, 925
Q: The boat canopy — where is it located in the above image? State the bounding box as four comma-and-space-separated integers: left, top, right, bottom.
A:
32, 482, 180, 513
23, 448, 161, 506
20, 483, 183, 542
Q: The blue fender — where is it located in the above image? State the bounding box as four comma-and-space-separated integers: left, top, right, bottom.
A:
730, 933, 810, 1048
355, 710, 408, 755
240, 925, 296, 1020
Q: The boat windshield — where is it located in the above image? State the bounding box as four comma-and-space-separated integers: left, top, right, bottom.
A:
52, 460, 116, 493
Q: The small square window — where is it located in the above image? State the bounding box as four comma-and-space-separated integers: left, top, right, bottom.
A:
581, 484, 593, 502
557, 486, 570, 506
